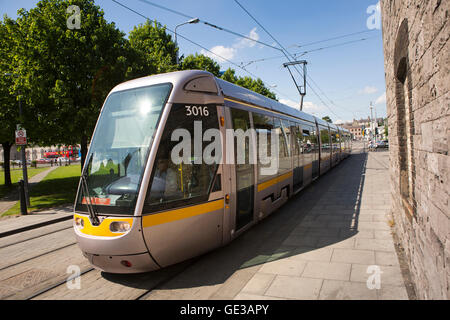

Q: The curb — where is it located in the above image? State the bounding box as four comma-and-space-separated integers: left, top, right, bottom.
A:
0, 214, 73, 239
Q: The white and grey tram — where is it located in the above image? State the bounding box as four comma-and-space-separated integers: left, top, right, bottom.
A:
73, 70, 352, 273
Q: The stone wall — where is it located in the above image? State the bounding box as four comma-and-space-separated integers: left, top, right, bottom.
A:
380, 0, 449, 299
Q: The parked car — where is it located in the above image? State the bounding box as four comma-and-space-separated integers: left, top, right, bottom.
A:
37, 158, 50, 164
375, 141, 388, 149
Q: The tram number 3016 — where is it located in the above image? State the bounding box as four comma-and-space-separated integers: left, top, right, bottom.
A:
185, 105, 209, 117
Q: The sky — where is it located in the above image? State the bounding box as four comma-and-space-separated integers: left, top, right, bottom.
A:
1, 0, 387, 123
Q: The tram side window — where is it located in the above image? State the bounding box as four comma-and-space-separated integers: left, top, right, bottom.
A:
253, 113, 276, 182
320, 127, 331, 158
145, 104, 220, 210
331, 131, 338, 153
290, 122, 300, 159
276, 118, 291, 173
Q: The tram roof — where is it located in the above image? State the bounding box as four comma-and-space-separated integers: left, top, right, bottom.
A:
110, 70, 348, 133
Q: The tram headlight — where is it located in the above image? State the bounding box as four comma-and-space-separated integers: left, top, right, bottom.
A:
110, 221, 131, 233
74, 217, 84, 229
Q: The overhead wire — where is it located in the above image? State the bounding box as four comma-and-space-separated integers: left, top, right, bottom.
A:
233, 0, 349, 120
236, 35, 379, 67
290, 29, 378, 48
111, 0, 295, 101
117, 0, 360, 120
136, 0, 365, 120
137, 0, 281, 51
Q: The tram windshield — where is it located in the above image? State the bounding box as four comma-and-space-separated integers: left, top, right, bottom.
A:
75, 83, 172, 215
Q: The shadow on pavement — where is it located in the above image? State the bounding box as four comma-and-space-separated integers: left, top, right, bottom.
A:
103, 150, 369, 292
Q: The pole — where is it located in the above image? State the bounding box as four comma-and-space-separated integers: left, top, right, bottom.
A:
370, 102, 374, 142
174, 18, 200, 66
175, 27, 179, 65
18, 180, 28, 215
18, 90, 30, 207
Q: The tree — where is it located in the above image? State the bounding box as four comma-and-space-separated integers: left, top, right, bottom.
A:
322, 116, 332, 123
220, 68, 277, 100
128, 20, 178, 78
0, 18, 20, 186
12, 0, 130, 168
180, 53, 220, 77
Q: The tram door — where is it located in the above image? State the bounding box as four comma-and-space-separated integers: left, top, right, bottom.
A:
230, 108, 255, 231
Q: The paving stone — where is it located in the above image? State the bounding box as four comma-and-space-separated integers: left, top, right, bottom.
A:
355, 238, 396, 252
340, 228, 374, 239
316, 237, 356, 249
258, 258, 307, 277
240, 273, 276, 295
288, 247, 333, 262
265, 275, 323, 299
319, 280, 378, 300
302, 261, 352, 281
234, 292, 285, 300
377, 285, 409, 300
331, 248, 376, 265
350, 264, 405, 287
374, 230, 393, 240
375, 251, 400, 267
282, 235, 319, 247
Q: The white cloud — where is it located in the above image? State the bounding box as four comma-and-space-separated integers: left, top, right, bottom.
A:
279, 98, 300, 109
201, 45, 237, 63
302, 101, 324, 114
234, 27, 260, 48
359, 86, 378, 95
279, 99, 324, 114
375, 92, 386, 105
201, 28, 261, 63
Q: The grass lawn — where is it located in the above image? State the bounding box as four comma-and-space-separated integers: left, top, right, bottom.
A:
0, 167, 50, 199
1, 164, 81, 217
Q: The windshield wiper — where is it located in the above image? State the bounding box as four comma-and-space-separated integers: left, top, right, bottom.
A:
80, 153, 100, 226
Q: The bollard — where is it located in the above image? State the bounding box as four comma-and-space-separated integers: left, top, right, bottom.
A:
18, 179, 28, 215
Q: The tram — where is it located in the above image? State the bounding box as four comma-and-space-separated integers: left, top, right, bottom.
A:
73, 70, 351, 273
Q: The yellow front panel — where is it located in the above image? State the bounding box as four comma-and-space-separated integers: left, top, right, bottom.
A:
74, 214, 134, 237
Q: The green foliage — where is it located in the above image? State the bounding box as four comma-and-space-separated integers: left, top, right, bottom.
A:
128, 20, 178, 77
322, 116, 332, 123
220, 68, 277, 100
180, 53, 220, 76
10, 0, 129, 148
0, 0, 278, 186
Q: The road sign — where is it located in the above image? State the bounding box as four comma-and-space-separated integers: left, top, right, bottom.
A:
15, 128, 27, 145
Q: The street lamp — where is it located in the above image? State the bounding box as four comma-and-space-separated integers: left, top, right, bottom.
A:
4, 72, 30, 207
174, 18, 200, 65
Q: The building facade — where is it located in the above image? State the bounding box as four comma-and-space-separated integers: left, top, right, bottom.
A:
380, 0, 449, 299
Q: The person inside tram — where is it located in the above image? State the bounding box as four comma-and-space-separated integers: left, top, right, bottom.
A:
150, 157, 178, 200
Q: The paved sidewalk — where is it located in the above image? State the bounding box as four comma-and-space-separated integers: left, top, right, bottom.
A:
0, 205, 73, 237
235, 150, 408, 300
145, 147, 410, 300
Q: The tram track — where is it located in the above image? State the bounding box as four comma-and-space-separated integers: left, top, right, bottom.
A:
0, 222, 73, 250
25, 266, 96, 300
28, 255, 201, 300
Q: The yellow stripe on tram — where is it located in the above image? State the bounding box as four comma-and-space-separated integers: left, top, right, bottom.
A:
142, 199, 225, 228
257, 171, 293, 192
